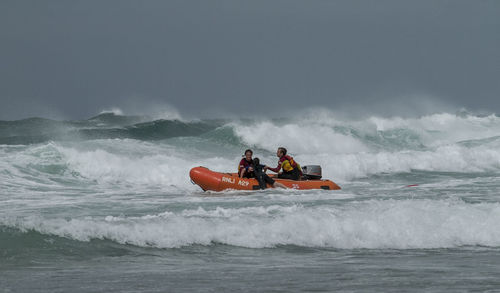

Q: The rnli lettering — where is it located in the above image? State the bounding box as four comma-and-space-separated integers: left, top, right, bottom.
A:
222, 177, 235, 184
221, 177, 249, 187
238, 180, 249, 186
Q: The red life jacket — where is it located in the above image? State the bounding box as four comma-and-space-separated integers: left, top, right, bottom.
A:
238, 158, 253, 173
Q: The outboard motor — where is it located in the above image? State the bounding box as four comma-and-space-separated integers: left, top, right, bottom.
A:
301, 165, 322, 180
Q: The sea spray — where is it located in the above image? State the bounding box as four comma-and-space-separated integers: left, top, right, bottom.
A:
3, 199, 500, 249
1, 112, 500, 190
2, 111, 500, 293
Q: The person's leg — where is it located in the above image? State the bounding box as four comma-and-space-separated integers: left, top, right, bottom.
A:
273, 181, 287, 189
285, 168, 300, 180
256, 174, 266, 189
278, 170, 300, 180
277, 173, 292, 179
265, 175, 287, 189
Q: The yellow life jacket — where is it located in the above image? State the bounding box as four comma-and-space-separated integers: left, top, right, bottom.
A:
281, 155, 302, 174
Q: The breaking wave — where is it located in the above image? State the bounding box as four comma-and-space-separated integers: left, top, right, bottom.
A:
3, 199, 500, 249
2, 110, 500, 254
1, 111, 500, 189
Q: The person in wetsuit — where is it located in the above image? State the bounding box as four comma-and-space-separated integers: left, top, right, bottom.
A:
238, 149, 255, 178
252, 158, 287, 189
265, 147, 302, 180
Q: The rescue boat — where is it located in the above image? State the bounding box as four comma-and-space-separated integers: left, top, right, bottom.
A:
189, 166, 341, 192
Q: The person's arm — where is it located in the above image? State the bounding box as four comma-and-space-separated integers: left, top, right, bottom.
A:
238, 159, 245, 177
267, 161, 282, 173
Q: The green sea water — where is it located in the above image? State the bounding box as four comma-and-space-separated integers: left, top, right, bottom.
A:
2, 111, 500, 292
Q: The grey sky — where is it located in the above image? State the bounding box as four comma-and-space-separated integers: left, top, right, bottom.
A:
1, 0, 499, 120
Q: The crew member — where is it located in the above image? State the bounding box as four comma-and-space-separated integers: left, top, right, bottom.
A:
238, 149, 255, 178
252, 158, 287, 189
265, 147, 302, 180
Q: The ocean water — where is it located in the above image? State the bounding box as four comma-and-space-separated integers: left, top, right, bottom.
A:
2, 110, 500, 292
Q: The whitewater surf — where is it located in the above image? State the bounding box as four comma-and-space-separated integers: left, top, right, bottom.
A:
2, 110, 500, 291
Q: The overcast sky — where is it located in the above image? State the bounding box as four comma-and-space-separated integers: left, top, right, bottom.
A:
1, 0, 499, 120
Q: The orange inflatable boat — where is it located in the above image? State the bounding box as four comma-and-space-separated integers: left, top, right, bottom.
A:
190, 166, 341, 192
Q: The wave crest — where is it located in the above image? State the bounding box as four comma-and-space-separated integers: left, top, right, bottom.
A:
4, 199, 500, 249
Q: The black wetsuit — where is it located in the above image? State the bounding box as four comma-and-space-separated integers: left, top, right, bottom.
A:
277, 168, 301, 180
253, 163, 275, 189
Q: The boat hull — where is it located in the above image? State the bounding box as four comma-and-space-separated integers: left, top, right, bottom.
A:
189, 166, 341, 192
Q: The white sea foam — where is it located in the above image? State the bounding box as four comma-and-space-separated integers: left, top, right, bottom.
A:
233, 121, 368, 155
3, 134, 500, 193
2, 112, 500, 192
231, 113, 500, 180
0, 143, 70, 190
3, 112, 500, 257
4, 199, 500, 249
234, 112, 500, 152
53, 141, 235, 190
366, 112, 500, 146
99, 108, 124, 116
297, 142, 500, 181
